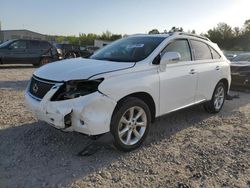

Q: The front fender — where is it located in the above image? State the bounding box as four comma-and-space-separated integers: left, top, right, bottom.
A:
98, 68, 160, 116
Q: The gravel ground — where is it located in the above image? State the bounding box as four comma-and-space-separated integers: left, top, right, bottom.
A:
0, 65, 249, 188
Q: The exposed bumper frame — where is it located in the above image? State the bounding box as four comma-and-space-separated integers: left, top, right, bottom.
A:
25, 86, 117, 135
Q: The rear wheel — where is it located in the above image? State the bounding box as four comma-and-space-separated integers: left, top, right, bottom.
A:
204, 82, 226, 113
111, 97, 151, 152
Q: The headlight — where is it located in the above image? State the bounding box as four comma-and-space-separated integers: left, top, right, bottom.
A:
51, 78, 104, 101
57, 49, 63, 55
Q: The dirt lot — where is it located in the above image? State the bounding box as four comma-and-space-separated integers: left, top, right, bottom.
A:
0, 65, 249, 188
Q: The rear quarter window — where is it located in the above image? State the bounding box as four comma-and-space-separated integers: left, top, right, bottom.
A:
190, 40, 212, 60
30, 41, 41, 49
210, 47, 221, 59
40, 41, 51, 49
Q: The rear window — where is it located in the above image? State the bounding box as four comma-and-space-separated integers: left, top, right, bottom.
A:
232, 54, 250, 62
190, 40, 212, 60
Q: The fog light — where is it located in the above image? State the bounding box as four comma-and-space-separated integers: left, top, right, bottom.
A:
80, 119, 85, 125
64, 111, 72, 128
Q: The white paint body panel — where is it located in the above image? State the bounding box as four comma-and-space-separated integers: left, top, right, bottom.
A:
25, 33, 231, 135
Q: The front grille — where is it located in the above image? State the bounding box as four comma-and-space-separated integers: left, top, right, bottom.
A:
29, 76, 57, 100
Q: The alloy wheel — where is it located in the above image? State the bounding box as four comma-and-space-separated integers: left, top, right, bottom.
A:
118, 106, 147, 146
214, 85, 225, 110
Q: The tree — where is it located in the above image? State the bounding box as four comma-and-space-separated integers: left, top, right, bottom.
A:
169, 27, 183, 32
99, 30, 112, 40
233, 27, 240, 37
148, 29, 160, 34
206, 23, 234, 50
243, 19, 250, 34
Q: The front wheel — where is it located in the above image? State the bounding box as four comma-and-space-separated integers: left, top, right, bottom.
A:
111, 97, 151, 152
204, 82, 226, 113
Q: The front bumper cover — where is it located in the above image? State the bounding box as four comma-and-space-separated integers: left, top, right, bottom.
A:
25, 86, 117, 135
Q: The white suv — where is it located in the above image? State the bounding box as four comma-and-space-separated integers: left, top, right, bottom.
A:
25, 32, 231, 151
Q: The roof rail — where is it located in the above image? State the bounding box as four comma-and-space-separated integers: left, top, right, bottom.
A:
176, 32, 211, 41
167, 32, 210, 41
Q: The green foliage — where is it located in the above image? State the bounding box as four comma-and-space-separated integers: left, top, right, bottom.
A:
206, 20, 250, 51
54, 30, 122, 46
148, 29, 160, 34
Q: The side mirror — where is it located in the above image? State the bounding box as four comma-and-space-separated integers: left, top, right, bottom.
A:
160, 52, 181, 71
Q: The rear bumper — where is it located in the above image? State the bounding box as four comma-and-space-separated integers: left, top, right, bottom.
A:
25, 88, 117, 135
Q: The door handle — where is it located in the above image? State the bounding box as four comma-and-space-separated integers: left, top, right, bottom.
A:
189, 69, 196, 74
215, 66, 220, 70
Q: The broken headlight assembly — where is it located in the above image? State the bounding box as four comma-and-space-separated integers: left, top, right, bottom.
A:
51, 78, 104, 101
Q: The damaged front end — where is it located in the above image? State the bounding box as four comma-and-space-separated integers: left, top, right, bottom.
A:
25, 76, 116, 135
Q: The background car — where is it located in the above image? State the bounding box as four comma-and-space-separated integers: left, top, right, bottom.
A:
80, 46, 100, 58
0, 39, 59, 66
225, 53, 237, 61
54, 43, 81, 59
230, 53, 250, 90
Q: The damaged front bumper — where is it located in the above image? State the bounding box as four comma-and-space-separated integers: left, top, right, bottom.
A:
25, 87, 117, 135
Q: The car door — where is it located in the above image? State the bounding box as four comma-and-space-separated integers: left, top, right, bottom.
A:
28, 40, 44, 64
4, 40, 28, 64
159, 39, 198, 114
189, 40, 222, 101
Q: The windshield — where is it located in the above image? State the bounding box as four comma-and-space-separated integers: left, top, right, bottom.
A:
232, 54, 250, 62
0, 40, 15, 48
90, 36, 165, 62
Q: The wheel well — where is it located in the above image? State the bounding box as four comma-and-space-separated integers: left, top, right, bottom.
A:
219, 78, 229, 93
116, 92, 156, 122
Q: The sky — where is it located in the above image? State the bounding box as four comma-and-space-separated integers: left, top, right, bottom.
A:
0, 0, 249, 36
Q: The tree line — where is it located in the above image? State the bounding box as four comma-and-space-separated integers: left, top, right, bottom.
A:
53, 19, 250, 51
205, 20, 250, 51
148, 20, 250, 51
53, 30, 122, 46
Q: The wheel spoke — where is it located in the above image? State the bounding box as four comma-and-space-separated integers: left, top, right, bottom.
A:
126, 130, 132, 144
133, 129, 141, 139
120, 116, 129, 124
134, 109, 144, 120
136, 121, 146, 127
129, 107, 135, 121
119, 126, 129, 137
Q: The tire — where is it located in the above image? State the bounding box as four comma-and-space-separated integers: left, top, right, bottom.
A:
204, 82, 226, 113
39, 57, 51, 66
111, 97, 151, 152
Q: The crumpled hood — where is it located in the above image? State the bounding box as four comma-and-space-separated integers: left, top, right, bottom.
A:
34, 58, 135, 81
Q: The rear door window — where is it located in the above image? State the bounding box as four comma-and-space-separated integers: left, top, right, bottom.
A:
162, 39, 192, 61
30, 40, 41, 49
190, 40, 212, 60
